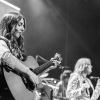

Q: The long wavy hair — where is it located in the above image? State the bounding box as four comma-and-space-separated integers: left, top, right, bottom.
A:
0, 12, 26, 60
74, 58, 92, 74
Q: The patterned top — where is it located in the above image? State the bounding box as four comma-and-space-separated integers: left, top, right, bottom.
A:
0, 36, 26, 60
0, 36, 26, 71
66, 73, 94, 100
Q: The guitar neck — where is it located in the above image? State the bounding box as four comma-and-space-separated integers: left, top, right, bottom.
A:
31, 60, 54, 75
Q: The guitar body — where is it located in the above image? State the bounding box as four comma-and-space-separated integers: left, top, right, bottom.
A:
3, 56, 40, 100
3, 53, 62, 100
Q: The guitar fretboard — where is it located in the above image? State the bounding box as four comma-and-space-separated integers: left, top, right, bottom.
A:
31, 60, 54, 75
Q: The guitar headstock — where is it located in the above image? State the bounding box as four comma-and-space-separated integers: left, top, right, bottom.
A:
50, 53, 62, 65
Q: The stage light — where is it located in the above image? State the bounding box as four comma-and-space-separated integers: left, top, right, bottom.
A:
0, 0, 20, 11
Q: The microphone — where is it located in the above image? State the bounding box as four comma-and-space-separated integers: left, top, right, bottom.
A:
90, 76, 99, 79
59, 65, 69, 69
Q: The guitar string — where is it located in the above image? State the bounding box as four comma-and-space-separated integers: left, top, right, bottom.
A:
33, 61, 53, 75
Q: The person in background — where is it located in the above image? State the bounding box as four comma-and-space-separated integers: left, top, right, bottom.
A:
66, 58, 94, 100
53, 70, 71, 100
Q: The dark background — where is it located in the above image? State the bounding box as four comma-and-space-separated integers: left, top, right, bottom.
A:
0, 0, 100, 99
4, 0, 100, 78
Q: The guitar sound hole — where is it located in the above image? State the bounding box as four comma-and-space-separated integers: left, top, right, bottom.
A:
27, 81, 35, 92
21, 74, 36, 92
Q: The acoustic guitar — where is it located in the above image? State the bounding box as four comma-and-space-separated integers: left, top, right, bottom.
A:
3, 53, 62, 100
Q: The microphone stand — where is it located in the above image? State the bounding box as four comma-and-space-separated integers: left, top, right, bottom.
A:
59, 65, 69, 72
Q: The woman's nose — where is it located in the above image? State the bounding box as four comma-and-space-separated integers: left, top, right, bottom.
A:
20, 29, 24, 32
20, 27, 25, 32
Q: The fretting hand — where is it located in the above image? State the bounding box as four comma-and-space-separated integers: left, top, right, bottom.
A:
50, 53, 62, 69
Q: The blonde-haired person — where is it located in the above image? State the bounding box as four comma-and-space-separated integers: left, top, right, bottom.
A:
66, 58, 94, 100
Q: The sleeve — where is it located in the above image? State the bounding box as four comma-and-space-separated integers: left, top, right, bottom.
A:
0, 40, 29, 73
0, 40, 18, 69
0, 40, 10, 63
66, 74, 83, 98
0, 40, 10, 56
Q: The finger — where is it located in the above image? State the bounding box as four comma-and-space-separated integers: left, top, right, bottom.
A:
36, 78, 39, 85
33, 78, 39, 85
31, 76, 37, 84
32, 78, 36, 84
